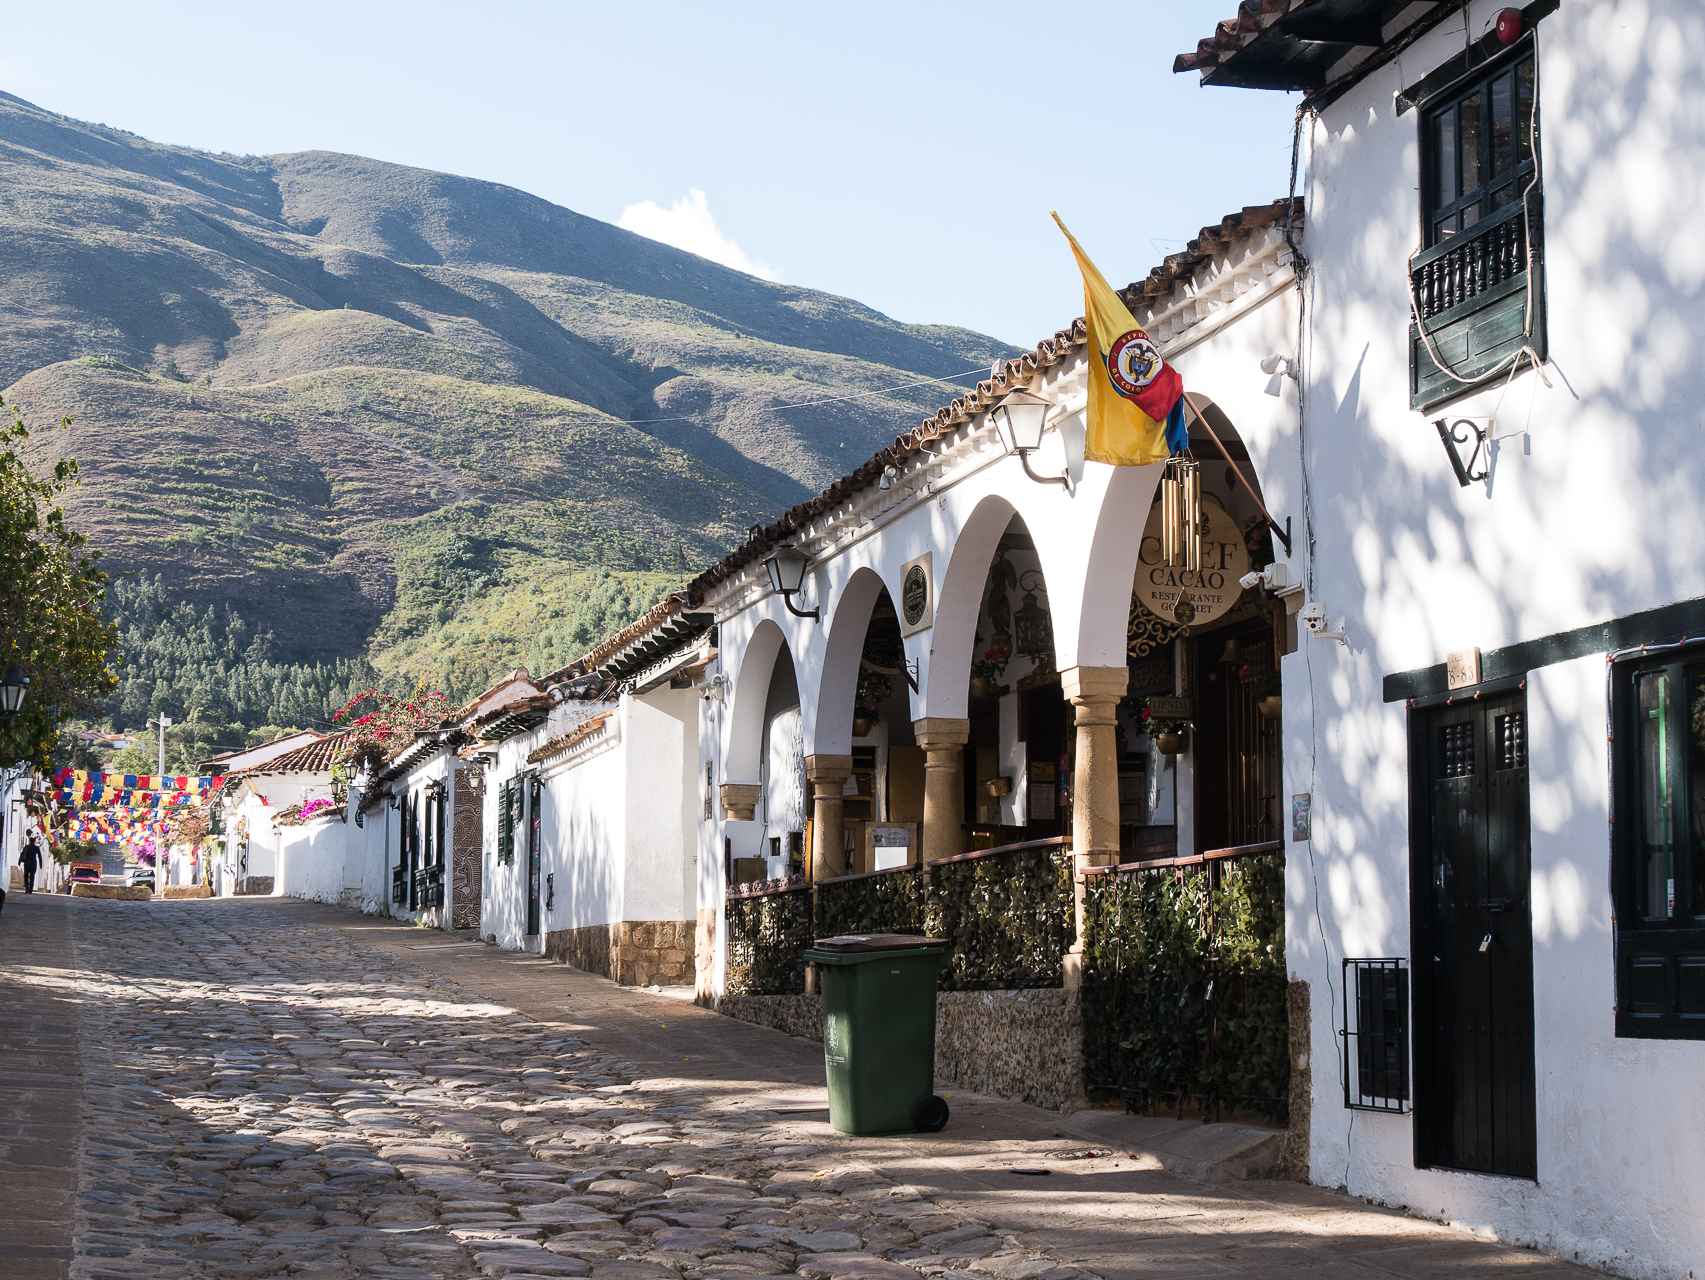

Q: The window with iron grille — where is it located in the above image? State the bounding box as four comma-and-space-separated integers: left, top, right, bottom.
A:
1343, 958, 1409, 1112
1409, 42, 1545, 410
1611, 650, 1705, 1040
497, 778, 515, 865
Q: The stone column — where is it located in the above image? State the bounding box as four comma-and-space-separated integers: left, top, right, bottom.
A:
913, 718, 970, 863
718, 783, 761, 822
805, 755, 854, 880
1060, 665, 1128, 990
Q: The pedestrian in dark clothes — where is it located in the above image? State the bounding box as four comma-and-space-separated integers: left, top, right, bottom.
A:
21, 837, 42, 893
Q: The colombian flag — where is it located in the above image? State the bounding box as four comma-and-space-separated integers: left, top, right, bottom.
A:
1052, 214, 1184, 466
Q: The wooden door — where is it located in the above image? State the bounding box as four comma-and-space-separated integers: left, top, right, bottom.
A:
526, 776, 543, 936
1411, 692, 1536, 1177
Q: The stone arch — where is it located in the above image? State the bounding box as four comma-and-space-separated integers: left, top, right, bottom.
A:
725, 618, 790, 787
814, 566, 892, 758
921, 493, 1022, 721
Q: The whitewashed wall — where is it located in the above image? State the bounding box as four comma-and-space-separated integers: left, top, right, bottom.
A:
1285, 3, 1705, 1273
275, 816, 348, 904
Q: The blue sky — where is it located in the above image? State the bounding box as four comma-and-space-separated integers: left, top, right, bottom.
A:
2, 2, 1300, 347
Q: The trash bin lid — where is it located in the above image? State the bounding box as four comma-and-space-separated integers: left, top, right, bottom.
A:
807, 933, 953, 953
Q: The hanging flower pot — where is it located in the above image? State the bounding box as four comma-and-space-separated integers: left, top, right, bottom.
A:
969, 676, 993, 702
852, 717, 875, 737
1154, 730, 1186, 756
1258, 695, 1283, 719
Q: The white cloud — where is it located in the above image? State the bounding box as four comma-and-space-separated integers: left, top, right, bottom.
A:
616, 189, 779, 281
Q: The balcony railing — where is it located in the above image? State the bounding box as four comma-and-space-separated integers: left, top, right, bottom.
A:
1408, 195, 1546, 410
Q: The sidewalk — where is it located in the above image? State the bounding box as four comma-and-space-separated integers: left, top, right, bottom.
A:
0, 893, 81, 1280
295, 899, 1589, 1280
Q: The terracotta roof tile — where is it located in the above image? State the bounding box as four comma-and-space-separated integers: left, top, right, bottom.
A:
233, 731, 351, 776
1173, 0, 1308, 78
526, 713, 614, 765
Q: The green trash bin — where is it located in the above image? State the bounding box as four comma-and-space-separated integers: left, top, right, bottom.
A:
803, 933, 953, 1136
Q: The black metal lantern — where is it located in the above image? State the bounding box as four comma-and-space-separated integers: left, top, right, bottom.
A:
763, 545, 820, 622
0, 663, 28, 723
1013, 572, 1053, 664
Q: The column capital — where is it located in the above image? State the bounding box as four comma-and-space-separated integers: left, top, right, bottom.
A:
805, 754, 854, 784
1060, 664, 1129, 706
718, 782, 761, 822
913, 717, 970, 749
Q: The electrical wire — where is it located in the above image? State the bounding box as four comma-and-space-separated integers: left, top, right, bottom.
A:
617, 358, 1005, 426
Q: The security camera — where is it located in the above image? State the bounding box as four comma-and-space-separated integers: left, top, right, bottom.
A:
1299, 601, 1347, 645
1238, 562, 1291, 592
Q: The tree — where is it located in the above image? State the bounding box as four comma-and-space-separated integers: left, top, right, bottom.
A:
0, 396, 117, 772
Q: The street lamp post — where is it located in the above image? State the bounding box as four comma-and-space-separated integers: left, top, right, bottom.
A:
0, 663, 29, 725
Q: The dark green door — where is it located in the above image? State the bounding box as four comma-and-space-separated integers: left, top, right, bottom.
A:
1411, 691, 1536, 1177
526, 776, 542, 936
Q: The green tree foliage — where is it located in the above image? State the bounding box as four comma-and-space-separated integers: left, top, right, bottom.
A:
0, 397, 117, 772
103, 574, 376, 750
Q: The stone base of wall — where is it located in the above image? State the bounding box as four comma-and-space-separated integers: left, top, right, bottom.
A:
162, 885, 212, 899
544, 919, 693, 986
235, 876, 274, 896
715, 986, 1083, 1113
718, 993, 825, 1041
694, 908, 717, 1007
935, 988, 1082, 1113
1280, 979, 1311, 1182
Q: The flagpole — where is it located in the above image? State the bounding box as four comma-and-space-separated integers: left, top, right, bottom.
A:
1179, 392, 1293, 557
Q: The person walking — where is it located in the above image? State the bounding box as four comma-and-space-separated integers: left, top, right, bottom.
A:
20, 836, 42, 894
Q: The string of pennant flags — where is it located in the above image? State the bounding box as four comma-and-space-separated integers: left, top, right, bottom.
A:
52, 768, 226, 793
48, 768, 229, 851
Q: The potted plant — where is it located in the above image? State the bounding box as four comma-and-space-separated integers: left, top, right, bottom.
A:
1134, 696, 1189, 755
1251, 670, 1283, 718
969, 648, 1007, 701
854, 666, 892, 737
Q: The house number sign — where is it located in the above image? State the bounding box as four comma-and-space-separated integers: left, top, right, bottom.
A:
1136, 499, 1248, 626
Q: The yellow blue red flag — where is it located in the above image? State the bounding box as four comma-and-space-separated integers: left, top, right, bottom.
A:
1052, 213, 1184, 466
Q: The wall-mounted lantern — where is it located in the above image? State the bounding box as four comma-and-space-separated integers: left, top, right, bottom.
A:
1013, 571, 1054, 664
764, 546, 820, 622
991, 389, 1069, 488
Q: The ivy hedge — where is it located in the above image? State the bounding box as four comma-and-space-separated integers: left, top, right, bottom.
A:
724, 888, 813, 995
1081, 852, 1289, 1124
725, 845, 1075, 996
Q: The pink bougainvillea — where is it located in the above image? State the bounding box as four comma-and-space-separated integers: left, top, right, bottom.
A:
329, 684, 453, 788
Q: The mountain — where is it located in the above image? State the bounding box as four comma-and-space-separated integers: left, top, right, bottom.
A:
0, 92, 1014, 704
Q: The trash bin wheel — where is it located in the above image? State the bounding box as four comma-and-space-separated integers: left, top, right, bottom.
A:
912, 1094, 950, 1133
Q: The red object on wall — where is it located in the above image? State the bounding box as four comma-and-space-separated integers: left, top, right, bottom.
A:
1495, 7, 1523, 43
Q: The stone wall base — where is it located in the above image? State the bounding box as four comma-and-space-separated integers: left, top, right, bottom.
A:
162, 885, 212, 899
1280, 979, 1311, 1182
694, 908, 717, 1007
935, 987, 1082, 1113
235, 876, 274, 896
544, 919, 693, 986
715, 986, 1083, 1113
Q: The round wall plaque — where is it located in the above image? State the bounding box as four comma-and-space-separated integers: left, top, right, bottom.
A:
901, 563, 929, 627
1135, 499, 1249, 627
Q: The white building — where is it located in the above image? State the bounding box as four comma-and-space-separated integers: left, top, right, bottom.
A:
1177, 1, 1704, 1273
466, 650, 701, 986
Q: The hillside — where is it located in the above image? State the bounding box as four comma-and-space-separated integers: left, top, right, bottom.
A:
0, 92, 1014, 707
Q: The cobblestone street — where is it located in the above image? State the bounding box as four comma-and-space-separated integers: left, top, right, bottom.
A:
0, 896, 1591, 1280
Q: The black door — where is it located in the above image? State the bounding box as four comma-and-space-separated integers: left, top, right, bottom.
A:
407, 793, 421, 911
1411, 691, 1536, 1177
525, 776, 542, 936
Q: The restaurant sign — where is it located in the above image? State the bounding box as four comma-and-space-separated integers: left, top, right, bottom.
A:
1135, 500, 1248, 626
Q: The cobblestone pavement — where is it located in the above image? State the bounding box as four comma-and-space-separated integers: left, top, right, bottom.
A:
1, 895, 1594, 1280
29, 897, 1096, 1280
